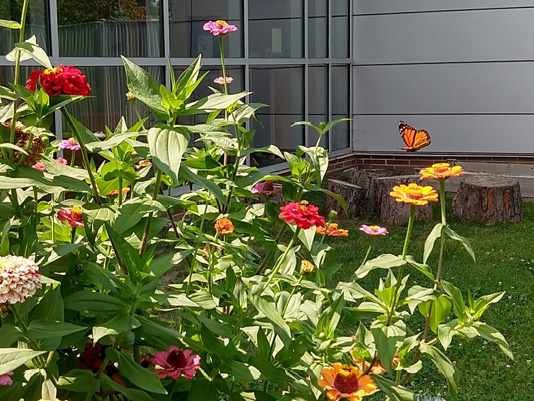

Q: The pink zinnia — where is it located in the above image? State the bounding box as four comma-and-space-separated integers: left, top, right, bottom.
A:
214, 76, 234, 85
0, 256, 41, 305
152, 346, 201, 379
56, 157, 68, 165
203, 20, 238, 36
57, 206, 84, 227
32, 162, 46, 171
58, 138, 81, 151
279, 201, 325, 230
0, 371, 13, 386
251, 180, 281, 196
359, 224, 388, 236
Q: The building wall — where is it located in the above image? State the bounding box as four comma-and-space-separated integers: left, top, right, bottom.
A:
352, 1, 534, 155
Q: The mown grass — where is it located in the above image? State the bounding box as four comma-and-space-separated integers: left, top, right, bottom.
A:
323, 199, 534, 400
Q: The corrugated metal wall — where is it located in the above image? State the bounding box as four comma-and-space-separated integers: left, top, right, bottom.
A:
352, 1, 534, 154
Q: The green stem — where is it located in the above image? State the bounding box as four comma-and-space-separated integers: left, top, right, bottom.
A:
218, 36, 228, 95
207, 233, 219, 295
139, 169, 163, 256
33, 186, 39, 224
70, 226, 76, 244
118, 174, 123, 206
10, 305, 45, 367
361, 237, 375, 266
168, 379, 179, 400
70, 151, 76, 167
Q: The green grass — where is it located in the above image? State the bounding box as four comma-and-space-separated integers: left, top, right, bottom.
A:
326, 200, 534, 400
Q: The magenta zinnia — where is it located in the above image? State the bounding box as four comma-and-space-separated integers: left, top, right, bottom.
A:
203, 20, 238, 36
57, 206, 84, 227
0, 256, 42, 305
359, 225, 388, 236
214, 76, 234, 85
279, 201, 325, 229
0, 371, 13, 386
58, 138, 81, 151
152, 346, 201, 379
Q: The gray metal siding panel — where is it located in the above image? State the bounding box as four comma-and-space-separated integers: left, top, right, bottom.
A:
353, 1, 534, 15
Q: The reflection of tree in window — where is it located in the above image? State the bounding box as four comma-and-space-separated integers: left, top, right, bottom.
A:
57, 0, 160, 24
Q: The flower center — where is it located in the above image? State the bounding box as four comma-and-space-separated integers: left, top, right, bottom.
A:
68, 138, 77, 145
167, 349, 187, 368
405, 188, 424, 199
71, 206, 83, 221
216, 20, 228, 26
370, 225, 379, 231
333, 366, 360, 394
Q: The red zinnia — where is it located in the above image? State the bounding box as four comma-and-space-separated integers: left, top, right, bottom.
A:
57, 205, 84, 227
26, 65, 91, 96
152, 346, 201, 379
279, 201, 325, 229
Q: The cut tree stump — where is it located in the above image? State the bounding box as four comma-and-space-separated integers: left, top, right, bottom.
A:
325, 179, 363, 219
452, 175, 522, 223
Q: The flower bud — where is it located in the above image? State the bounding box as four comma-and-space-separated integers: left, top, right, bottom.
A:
126, 91, 135, 101
328, 210, 338, 222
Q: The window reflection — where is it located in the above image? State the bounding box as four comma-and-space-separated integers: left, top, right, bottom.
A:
308, 0, 327, 58
169, 0, 242, 58
249, 0, 303, 58
332, 65, 350, 150
57, 0, 162, 57
308, 66, 328, 147
331, 1, 349, 58
0, 0, 49, 55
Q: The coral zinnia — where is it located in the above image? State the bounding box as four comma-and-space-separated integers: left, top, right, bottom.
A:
214, 76, 234, 85
152, 346, 201, 379
359, 225, 388, 236
251, 180, 282, 196
390, 183, 439, 206
215, 218, 234, 235
419, 163, 464, 181
26, 65, 91, 96
300, 260, 315, 274
317, 363, 377, 401
0, 256, 42, 305
279, 201, 325, 230
316, 223, 349, 237
57, 206, 84, 227
203, 20, 238, 36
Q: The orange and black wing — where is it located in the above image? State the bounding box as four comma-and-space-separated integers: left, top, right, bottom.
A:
398, 121, 431, 152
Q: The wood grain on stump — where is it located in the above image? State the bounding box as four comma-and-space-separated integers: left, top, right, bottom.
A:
349, 170, 433, 225
325, 179, 362, 219
452, 175, 522, 224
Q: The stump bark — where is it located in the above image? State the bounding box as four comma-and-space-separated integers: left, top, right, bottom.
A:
349, 169, 433, 225
452, 175, 522, 223
325, 179, 363, 219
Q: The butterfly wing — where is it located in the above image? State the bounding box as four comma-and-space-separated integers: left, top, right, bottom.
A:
398, 121, 431, 151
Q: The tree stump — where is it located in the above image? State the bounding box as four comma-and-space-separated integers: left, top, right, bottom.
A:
348, 169, 433, 225
325, 179, 363, 219
452, 175, 522, 223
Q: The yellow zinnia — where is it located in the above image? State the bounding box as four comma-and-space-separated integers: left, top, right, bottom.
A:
419, 163, 464, 181
390, 183, 439, 206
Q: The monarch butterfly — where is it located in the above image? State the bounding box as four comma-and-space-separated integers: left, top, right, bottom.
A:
398, 121, 431, 152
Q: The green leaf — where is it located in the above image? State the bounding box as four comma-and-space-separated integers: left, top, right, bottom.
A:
443, 225, 476, 262
0, 19, 21, 29
7, 36, 53, 69
472, 291, 505, 320
405, 255, 435, 281
472, 322, 513, 360
27, 320, 86, 339
418, 295, 452, 333
115, 198, 165, 234
93, 314, 141, 343
86, 131, 143, 152
356, 254, 406, 279
135, 315, 181, 349
187, 379, 218, 401
186, 91, 251, 113
370, 374, 415, 401
122, 56, 168, 120
252, 296, 291, 344
148, 126, 189, 184
100, 374, 152, 401
437, 320, 459, 350
441, 281, 467, 319
371, 321, 406, 373
107, 349, 167, 394
180, 165, 227, 205
0, 349, 46, 376
423, 223, 443, 263
64, 291, 129, 314
0, 143, 27, 155
57, 369, 99, 393
420, 343, 460, 400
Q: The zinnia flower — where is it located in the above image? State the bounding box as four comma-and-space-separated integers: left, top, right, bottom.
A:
0, 371, 13, 386
106, 187, 131, 196
32, 162, 46, 171
58, 138, 81, 151
125, 91, 135, 101
351, 355, 399, 376
300, 260, 315, 274
152, 346, 201, 379
316, 223, 349, 237
78, 343, 125, 387
359, 225, 388, 236
214, 76, 234, 85
57, 206, 84, 227
214, 218, 234, 235
317, 363, 377, 401
135, 159, 151, 170
0, 255, 42, 305
203, 20, 238, 36
3, 121, 46, 166
279, 201, 325, 230
56, 157, 68, 165
419, 163, 464, 181
26, 65, 91, 96
390, 183, 439, 206
251, 180, 281, 196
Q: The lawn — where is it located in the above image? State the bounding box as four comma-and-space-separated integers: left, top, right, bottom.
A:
325, 199, 534, 400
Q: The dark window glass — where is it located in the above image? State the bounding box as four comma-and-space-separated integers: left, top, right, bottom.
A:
250, 66, 304, 166
61, 66, 164, 134
308, 0, 326, 58
331, 65, 350, 150
308, 66, 328, 147
308, 114, 328, 148
249, 0, 303, 59
331, 1, 349, 58
332, 115, 349, 150
57, 0, 162, 57
0, 0, 49, 55
169, 0, 242, 58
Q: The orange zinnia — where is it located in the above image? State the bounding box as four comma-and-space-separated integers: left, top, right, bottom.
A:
300, 260, 315, 274
316, 223, 349, 237
214, 218, 234, 235
317, 363, 377, 401
390, 183, 438, 206
419, 163, 464, 181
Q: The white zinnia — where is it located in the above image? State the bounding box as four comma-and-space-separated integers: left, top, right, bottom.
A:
0, 255, 42, 304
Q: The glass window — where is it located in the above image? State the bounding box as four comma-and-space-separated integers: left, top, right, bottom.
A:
331, 1, 349, 58
308, 66, 328, 147
331, 65, 350, 150
62, 66, 164, 134
57, 0, 163, 57
250, 66, 304, 165
249, 0, 303, 59
332, 115, 349, 150
169, 0, 242, 58
308, 0, 326, 58
0, 0, 49, 55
